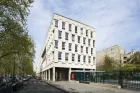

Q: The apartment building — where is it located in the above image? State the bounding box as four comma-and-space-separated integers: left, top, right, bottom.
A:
39, 14, 96, 81
123, 49, 136, 63
96, 45, 125, 67
96, 45, 137, 67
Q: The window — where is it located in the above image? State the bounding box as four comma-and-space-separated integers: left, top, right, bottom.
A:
88, 56, 91, 63
91, 48, 93, 54
83, 56, 86, 62
65, 53, 68, 61
72, 34, 75, 41
88, 39, 90, 46
93, 40, 95, 47
81, 28, 83, 34
72, 54, 75, 61
65, 32, 68, 40
58, 52, 62, 60
58, 30, 62, 39
55, 40, 58, 48
55, 20, 58, 27
75, 45, 77, 52
86, 30, 88, 36
86, 47, 88, 53
91, 32, 93, 38
69, 43, 71, 51
41, 48, 46, 58
62, 21, 65, 29
81, 46, 83, 53
75, 26, 77, 33
93, 57, 95, 62
62, 42, 65, 50
78, 36, 80, 43
78, 55, 80, 62
83, 38, 86, 44
69, 24, 71, 31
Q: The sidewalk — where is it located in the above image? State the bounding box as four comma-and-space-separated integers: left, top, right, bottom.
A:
44, 81, 140, 93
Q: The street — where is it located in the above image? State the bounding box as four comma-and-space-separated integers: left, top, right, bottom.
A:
14, 79, 66, 93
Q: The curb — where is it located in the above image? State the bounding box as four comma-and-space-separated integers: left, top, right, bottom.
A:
43, 81, 70, 93
89, 83, 119, 88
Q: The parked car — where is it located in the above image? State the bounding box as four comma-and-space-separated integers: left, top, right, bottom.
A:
5, 77, 13, 89
18, 77, 23, 86
10, 77, 20, 91
0, 77, 13, 93
23, 77, 30, 81
23, 77, 27, 81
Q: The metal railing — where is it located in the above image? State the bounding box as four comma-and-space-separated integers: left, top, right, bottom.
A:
72, 70, 140, 90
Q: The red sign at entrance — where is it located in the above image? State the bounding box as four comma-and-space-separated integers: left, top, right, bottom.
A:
71, 73, 74, 80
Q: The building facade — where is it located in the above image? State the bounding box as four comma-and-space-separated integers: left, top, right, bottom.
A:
96, 45, 125, 67
96, 45, 137, 67
39, 14, 96, 81
123, 49, 136, 63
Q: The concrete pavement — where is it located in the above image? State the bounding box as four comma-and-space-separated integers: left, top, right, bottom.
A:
44, 81, 140, 93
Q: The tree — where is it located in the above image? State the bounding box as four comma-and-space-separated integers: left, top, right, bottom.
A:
0, 0, 34, 59
124, 52, 140, 70
0, 0, 35, 76
122, 64, 137, 71
101, 55, 116, 71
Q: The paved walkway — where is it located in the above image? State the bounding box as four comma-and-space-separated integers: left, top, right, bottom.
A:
44, 81, 140, 93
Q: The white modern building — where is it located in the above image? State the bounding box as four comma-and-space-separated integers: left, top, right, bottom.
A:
39, 14, 96, 81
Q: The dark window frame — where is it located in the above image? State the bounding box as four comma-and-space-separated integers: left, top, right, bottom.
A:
83, 38, 86, 44
55, 40, 58, 48
86, 47, 88, 53
78, 55, 80, 62
72, 34, 75, 42
62, 21, 65, 29
75, 45, 78, 52
91, 48, 93, 54
86, 30, 88, 36
93, 40, 95, 47
69, 24, 71, 31
81, 46, 83, 53
62, 42, 65, 50
58, 30, 62, 39
72, 54, 75, 61
93, 57, 95, 62
88, 39, 90, 46
55, 19, 58, 27
65, 53, 68, 61
58, 52, 62, 60
91, 31, 93, 38
75, 26, 77, 33
88, 56, 91, 63
78, 36, 80, 43
69, 43, 71, 51
65, 32, 68, 40
83, 56, 86, 62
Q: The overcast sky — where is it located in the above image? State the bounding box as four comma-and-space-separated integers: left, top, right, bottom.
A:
27, 0, 140, 69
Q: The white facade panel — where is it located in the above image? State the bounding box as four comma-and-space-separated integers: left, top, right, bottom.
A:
39, 14, 96, 73
62, 51, 65, 63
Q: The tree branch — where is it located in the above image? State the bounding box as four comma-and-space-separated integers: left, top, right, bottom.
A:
0, 51, 18, 59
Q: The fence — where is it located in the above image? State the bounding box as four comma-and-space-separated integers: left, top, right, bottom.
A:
72, 70, 140, 90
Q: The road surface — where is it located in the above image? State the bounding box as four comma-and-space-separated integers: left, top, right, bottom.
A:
14, 79, 66, 93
